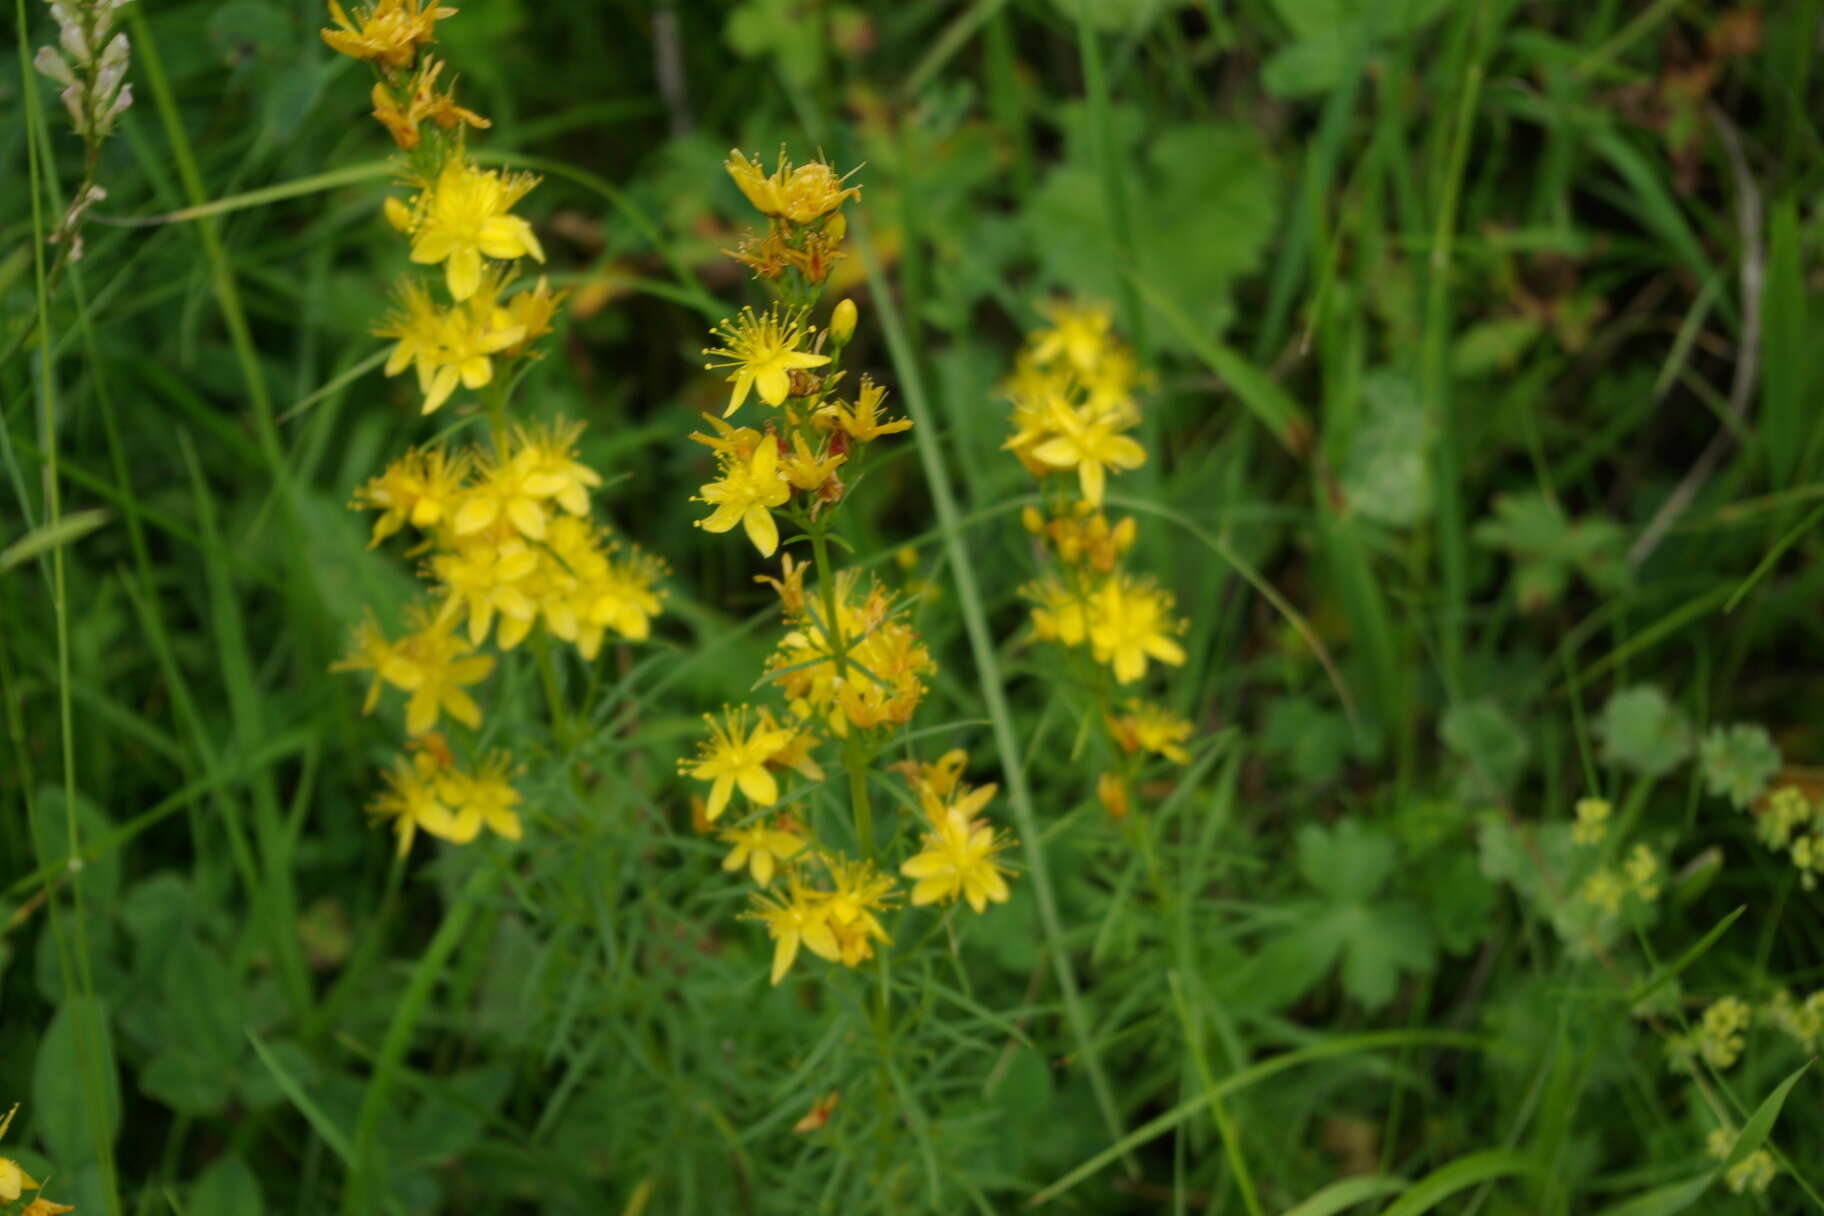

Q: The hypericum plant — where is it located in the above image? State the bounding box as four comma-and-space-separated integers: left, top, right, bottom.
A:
1001, 301, 1194, 818
682, 148, 1018, 986
321, 0, 664, 854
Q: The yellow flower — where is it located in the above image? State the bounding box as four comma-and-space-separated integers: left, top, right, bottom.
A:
1108, 700, 1193, 764
703, 305, 829, 417
818, 375, 911, 444
901, 782, 1015, 914
375, 276, 525, 414
333, 606, 493, 734
321, 0, 453, 67
1086, 575, 1187, 684
749, 878, 841, 985
431, 535, 539, 649
511, 419, 602, 516
500, 275, 566, 356
1571, 796, 1610, 846
695, 433, 792, 557
766, 572, 934, 734
452, 444, 557, 541
719, 816, 807, 887
1030, 398, 1146, 507
408, 160, 544, 302
535, 517, 666, 657
821, 857, 894, 965
1029, 298, 1114, 374
724, 148, 860, 223
367, 738, 465, 856
779, 431, 846, 494
683, 706, 792, 821
0, 1103, 41, 1205
1025, 575, 1089, 647
436, 751, 523, 843
351, 444, 470, 545
370, 58, 489, 149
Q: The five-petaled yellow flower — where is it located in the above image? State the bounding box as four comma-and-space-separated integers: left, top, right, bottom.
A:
900, 783, 1015, 913
684, 707, 792, 821
1087, 576, 1186, 685
719, 816, 807, 887
407, 160, 545, 302
696, 433, 792, 557
321, 0, 454, 67
703, 305, 829, 417
1030, 399, 1147, 507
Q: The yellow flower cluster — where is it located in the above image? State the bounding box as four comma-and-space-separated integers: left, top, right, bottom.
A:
683, 150, 1016, 986
1754, 783, 1824, 889
1571, 796, 1610, 845
723, 147, 859, 284
1767, 987, 1824, 1051
367, 734, 523, 856
322, 0, 660, 855
347, 422, 664, 662
1005, 299, 1148, 507
0, 1104, 72, 1215
1707, 1126, 1778, 1195
1578, 842, 1661, 917
1665, 994, 1752, 1073
1003, 303, 1193, 817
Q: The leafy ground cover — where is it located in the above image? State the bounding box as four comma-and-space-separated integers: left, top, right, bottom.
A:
5, 0, 1824, 1212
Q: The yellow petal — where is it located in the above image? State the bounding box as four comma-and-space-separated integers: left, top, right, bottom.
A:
744, 505, 779, 558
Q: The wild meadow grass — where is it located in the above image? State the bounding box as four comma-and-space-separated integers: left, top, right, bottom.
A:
5, 1, 1824, 1212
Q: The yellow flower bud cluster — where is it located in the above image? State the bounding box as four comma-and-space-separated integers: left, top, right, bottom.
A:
1578, 842, 1662, 917
682, 150, 1016, 988
1003, 303, 1193, 817
321, 0, 661, 855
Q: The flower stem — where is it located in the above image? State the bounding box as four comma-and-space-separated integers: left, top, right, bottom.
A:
807, 518, 875, 858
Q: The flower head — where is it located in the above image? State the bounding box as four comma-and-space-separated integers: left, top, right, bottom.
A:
1571, 796, 1610, 846
725, 148, 860, 224
901, 779, 1015, 914
703, 305, 829, 418
695, 433, 792, 557
375, 275, 525, 414
322, 0, 454, 66
332, 604, 494, 734
352, 444, 470, 545
748, 877, 841, 985
1029, 397, 1146, 507
683, 706, 792, 821
407, 159, 544, 301
1108, 700, 1194, 764
719, 815, 807, 887
1086, 575, 1187, 684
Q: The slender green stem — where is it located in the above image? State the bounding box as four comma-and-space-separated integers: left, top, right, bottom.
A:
533, 630, 569, 744
807, 520, 876, 857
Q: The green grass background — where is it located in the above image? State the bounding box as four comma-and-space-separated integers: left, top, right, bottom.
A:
5, 0, 1824, 1211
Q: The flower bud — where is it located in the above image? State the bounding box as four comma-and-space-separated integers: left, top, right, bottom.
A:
383, 195, 415, 233
830, 298, 857, 346
34, 45, 76, 87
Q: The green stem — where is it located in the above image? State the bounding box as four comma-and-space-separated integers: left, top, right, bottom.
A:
807, 520, 876, 857
532, 630, 568, 745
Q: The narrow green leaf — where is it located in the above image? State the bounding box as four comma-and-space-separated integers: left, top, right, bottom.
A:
1377, 1149, 1535, 1216
1626, 906, 1744, 1006
1, 508, 110, 571
1028, 1030, 1486, 1206
1724, 1060, 1813, 1170
246, 1031, 353, 1165
1280, 1174, 1408, 1216
1593, 1171, 1715, 1216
